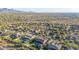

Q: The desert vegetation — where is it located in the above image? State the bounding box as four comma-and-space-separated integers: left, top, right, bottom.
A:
0, 13, 79, 50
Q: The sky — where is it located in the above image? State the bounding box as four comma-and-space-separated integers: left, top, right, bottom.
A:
13, 8, 79, 13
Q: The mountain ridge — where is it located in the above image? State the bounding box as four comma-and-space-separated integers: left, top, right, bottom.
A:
0, 8, 24, 13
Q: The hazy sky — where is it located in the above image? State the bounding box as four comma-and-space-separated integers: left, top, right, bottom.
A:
13, 8, 79, 13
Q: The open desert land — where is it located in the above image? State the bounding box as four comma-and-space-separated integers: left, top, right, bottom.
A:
0, 13, 79, 50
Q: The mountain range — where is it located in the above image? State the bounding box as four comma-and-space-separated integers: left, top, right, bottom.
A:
0, 8, 24, 13
0, 8, 79, 18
